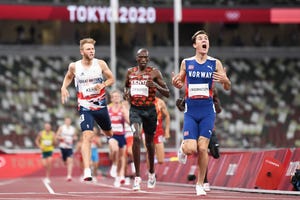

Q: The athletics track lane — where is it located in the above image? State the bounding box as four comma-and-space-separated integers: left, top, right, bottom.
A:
0, 176, 298, 200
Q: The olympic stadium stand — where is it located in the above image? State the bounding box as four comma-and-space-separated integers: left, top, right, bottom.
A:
217, 58, 300, 148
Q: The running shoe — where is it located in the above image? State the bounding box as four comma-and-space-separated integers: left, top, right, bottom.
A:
92, 177, 98, 183
203, 182, 211, 191
132, 177, 141, 191
120, 176, 125, 185
66, 176, 72, 182
147, 173, 156, 189
196, 184, 207, 196
83, 168, 92, 181
124, 177, 131, 186
114, 176, 121, 187
177, 147, 187, 164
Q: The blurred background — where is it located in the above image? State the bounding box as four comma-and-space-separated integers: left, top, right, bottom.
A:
0, 0, 300, 151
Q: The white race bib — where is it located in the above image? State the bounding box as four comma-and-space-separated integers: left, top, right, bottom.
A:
188, 83, 209, 98
42, 140, 52, 146
112, 124, 124, 132
130, 84, 149, 97
64, 136, 73, 145
82, 85, 99, 97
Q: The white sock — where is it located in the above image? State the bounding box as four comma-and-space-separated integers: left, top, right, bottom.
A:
180, 141, 186, 155
84, 168, 91, 177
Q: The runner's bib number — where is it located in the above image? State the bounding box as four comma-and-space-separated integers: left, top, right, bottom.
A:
130, 84, 149, 97
112, 124, 124, 133
42, 140, 52, 146
188, 83, 209, 98
82, 85, 99, 97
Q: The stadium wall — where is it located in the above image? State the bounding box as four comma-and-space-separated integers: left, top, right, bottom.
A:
0, 148, 299, 191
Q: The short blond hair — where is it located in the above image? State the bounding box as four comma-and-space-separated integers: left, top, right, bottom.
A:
79, 38, 96, 50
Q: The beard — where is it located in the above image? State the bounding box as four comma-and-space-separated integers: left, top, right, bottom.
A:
83, 53, 94, 60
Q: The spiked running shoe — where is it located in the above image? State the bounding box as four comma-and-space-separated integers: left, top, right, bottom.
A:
147, 173, 156, 189
196, 184, 207, 196
132, 177, 141, 191
83, 168, 92, 181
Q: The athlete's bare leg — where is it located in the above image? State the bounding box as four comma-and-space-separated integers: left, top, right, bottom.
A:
132, 123, 142, 176
155, 143, 165, 164
81, 130, 94, 179
66, 157, 73, 179
145, 134, 155, 174
196, 137, 210, 185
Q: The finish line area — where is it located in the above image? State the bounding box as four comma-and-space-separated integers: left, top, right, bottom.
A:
0, 176, 298, 200
0, 148, 299, 199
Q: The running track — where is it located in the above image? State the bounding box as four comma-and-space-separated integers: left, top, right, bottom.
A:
0, 176, 298, 200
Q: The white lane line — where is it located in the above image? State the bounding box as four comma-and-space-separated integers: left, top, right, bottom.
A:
42, 179, 55, 194
69, 181, 199, 198
0, 192, 48, 195
0, 179, 21, 186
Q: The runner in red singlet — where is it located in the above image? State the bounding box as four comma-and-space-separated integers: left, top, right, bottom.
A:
107, 90, 130, 187
124, 48, 170, 191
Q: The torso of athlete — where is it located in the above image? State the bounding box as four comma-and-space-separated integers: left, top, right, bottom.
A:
108, 105, 125, 136
40, 130, 55, 152
185, 56, 216, 105
74, 58, 107, 111
127, 66, 157, 107
59, 125, 76, 149
183, 56, 217, 139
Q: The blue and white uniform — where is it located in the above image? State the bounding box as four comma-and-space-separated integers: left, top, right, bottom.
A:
58, 124, 76, 162
183, 56, 216, 140
74, 59, 112, 132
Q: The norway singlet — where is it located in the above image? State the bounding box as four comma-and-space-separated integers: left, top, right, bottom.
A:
183, 56, 217, 139
74, 59, 107, 111
185, 56, 216, 103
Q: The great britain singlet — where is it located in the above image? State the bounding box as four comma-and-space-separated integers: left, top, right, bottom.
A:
185, 56, 216, 105
74, 59, 107, 111
58, 125, 76, 149
127, 66, 156, 107
108, 105, 125, 135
